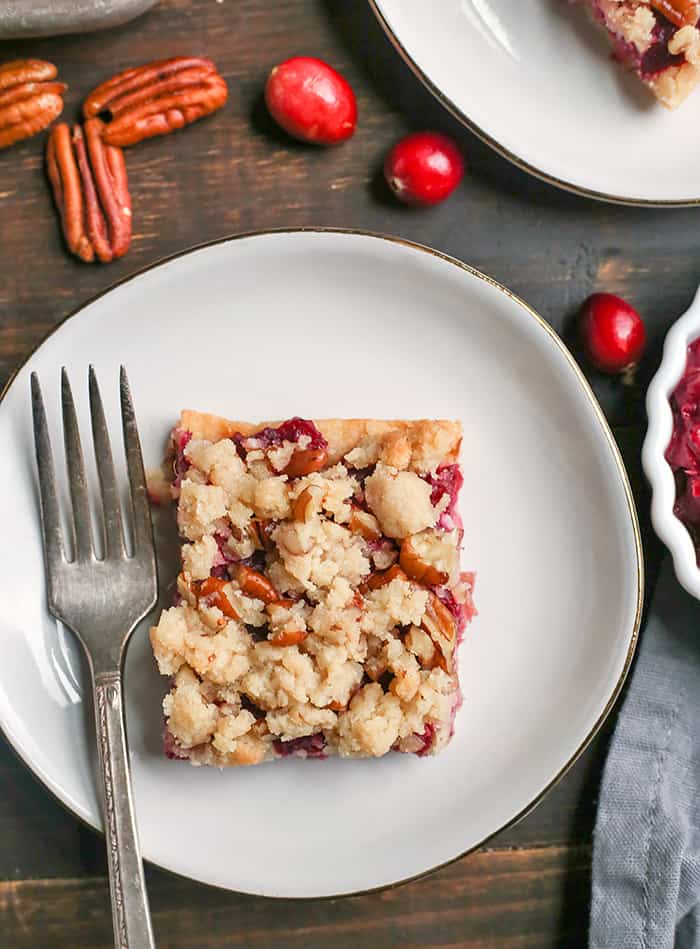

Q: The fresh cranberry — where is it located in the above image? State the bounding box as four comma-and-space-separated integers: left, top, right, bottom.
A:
384, 131, 465, 207
265, 57, 357, 145
579, 293, 646, 375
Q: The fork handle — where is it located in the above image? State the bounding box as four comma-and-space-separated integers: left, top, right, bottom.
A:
94, 671, 155, 949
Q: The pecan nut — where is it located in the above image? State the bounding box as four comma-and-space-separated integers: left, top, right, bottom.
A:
0, 59, 66, 149
420, 591, 457, 671
234, 565, 279, 604
192, 577, 240, 620
83, 56, 228, 147
46, 119, 132, 264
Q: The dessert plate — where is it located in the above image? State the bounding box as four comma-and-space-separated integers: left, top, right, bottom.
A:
370, 0, 700, 205
0, 229, 642, 897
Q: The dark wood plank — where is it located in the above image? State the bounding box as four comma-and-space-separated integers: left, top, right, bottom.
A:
0, 845, 591, 949
1, 0, 697, 392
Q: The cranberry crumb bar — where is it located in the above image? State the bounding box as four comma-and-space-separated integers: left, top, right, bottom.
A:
149, 412, 476, 766
577, 0, 700, 108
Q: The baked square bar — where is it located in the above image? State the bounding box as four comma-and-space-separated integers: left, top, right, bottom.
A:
578, 0, 700, 108
149, 412, 476, 766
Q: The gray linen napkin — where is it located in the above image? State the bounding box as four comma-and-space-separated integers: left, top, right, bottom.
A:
590, 558, 700, 949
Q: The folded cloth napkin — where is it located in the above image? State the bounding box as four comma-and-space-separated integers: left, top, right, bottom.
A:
590, 558, 700, 949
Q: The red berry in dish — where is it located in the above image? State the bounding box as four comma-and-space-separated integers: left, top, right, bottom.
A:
384, 132, 464, 207
264, 57, 357, 145
579, 293, 646, 375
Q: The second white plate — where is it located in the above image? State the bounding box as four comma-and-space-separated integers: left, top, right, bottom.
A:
0, 230, 642, 897
371, 0, 700, 205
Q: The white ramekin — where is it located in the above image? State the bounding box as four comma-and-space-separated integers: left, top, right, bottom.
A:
643, 285, 700, 598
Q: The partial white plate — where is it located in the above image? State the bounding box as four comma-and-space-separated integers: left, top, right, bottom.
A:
370, 0, 700, 206
0, 229, 642, 898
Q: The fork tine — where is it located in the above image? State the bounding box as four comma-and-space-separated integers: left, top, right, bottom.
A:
31, 373, 65, 573
120, 367, 154, 559
89, 367, 125, 559
61, 368, 93, 560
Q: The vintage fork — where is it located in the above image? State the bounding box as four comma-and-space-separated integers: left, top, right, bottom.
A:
31, 367, 157, 949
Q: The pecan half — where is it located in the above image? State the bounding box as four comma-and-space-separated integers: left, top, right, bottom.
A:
0, 59, 66, 149
46, 119, 132, 263
83, 56, 228, 147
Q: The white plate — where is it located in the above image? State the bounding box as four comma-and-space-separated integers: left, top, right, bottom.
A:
0, 229, 642, 898
370, 0, 700, 206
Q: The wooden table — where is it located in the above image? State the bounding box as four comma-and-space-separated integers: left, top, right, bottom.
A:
0, 1, 683, 945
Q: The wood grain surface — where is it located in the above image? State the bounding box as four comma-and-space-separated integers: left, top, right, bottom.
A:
0, 0, 682, 946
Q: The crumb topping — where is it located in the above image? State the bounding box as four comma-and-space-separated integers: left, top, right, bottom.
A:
583, 0, 700, 108
364, 464, 436, 539
150, 416, 474, 766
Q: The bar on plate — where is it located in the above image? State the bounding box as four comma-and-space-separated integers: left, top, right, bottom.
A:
149, 412, 476, 766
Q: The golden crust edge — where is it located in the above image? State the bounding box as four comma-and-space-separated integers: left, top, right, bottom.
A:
178, 410, 462, 469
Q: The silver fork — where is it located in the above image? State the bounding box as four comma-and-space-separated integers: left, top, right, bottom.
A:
31, 367, 157, 949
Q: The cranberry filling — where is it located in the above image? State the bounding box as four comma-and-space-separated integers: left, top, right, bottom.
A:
425, 464, 464, 533
641, 19, 684, 75
590, 1, 695, 77
414, 722, 437, 757
274, 733, 327, 759
163, 730, 190, 760
666, 337, 700, 560
233, 417, 328, 457
172, 428, 192, 488
434, 574, 476, 641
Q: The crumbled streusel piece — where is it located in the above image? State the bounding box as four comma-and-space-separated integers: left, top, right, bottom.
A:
577, 0, 700, 109
150, 415, 476, 766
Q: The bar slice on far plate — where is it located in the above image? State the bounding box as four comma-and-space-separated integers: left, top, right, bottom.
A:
578, 0, 700, 108
149, 412, 476, 767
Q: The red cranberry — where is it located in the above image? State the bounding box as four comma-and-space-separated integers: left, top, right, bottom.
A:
579, 293, 646, 375
265, 57, 357, 145
384, 131, 465, 207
